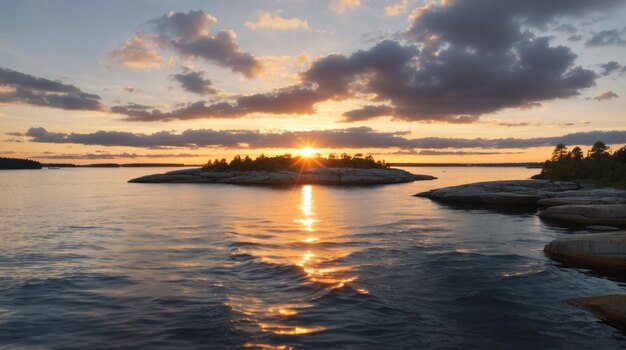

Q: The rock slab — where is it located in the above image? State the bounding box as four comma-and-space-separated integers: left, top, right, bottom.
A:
415, 180, 584, 206
539, 204, 626, 227
543, 232, 626, 270
129, 167, 436, 186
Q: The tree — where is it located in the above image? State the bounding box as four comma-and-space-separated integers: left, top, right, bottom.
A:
589, 141, 609, 160
569, 147, 583, 159
550, 144, 568, 161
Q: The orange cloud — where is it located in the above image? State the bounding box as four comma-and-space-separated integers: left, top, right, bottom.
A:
384, 0, 408, 16
245, 13, 310, 30
329, 0, 361, 14
107, 35, 166, 69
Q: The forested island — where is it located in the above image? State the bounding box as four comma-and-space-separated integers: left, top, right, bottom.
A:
0, 157, 42, 170
533, 142, 626, 188
130, 153, 436, 185
203, 153, 389, 172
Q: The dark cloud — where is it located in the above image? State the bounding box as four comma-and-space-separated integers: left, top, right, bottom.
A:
111, 85, 326, 121
567, 34, 583, 42
34, 152, 209, 160
408, 0, 620, 52
392, 150, 523, 156
152, 10, 217, 41
170, 30, 261, 77
108, 1, 621, 123
0, 67, 102, 111
342, 105, 393, 121
599, 61, 624, 76
304, 36, 595, 122
303, 0, 614, 123
21, 127, 626, 150
111, 11, 261, 77
172, 70, 217, 95
586, 28, 626, 46
594, 91, 619, 101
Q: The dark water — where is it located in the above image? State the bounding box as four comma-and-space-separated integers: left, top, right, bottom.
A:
1, 167, 625, 349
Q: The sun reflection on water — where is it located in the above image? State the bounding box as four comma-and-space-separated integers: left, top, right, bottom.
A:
227, 185, 365, 344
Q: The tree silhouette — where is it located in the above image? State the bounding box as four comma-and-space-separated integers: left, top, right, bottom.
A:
534, 142, 626, 188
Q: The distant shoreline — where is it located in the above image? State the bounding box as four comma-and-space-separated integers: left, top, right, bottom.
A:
390, 162, 542, 168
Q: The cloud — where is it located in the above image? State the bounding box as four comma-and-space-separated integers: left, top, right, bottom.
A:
329, 0, 361, 14
567, 34, 583, 42
0, 67, 102, 111
109, 11, 261, 77
554, 23, 577, 34
392, 150, 523, 156
34, 152, 210, 160
107, 35, 165, 69
106, 2, 621, 123
171, 70, 217, 95
111, 85, 327, 121
21, 127, 626, 150
594, 91, 619, 101
123, 85, 136, 93
152, 10, 217, 40
245, 13, 310, 31
599, 61, 623, 76
384, 0, 409, 16
341, 105, 393, 121
586, 28, 626, 46
317, 0, 622, 122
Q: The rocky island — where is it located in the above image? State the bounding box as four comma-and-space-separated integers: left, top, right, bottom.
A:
129, 153, 435, 185
129, 166, 435, 185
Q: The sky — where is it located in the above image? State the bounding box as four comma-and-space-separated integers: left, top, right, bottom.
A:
1, 0, 625, 164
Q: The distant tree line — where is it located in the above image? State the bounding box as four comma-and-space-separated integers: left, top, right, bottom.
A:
203, 153, 389, 172
0, 157, 42, 170
532, 142, 626, 188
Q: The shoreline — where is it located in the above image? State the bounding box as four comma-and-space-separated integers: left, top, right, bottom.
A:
417, 178, 626, 329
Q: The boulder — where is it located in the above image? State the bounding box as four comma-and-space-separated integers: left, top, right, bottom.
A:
543, 232, 626, 270
539, 204, 626, 227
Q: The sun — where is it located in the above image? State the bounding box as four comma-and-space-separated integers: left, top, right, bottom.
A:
299, 147, 316, 158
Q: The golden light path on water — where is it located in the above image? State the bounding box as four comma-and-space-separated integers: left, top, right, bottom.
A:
226, 185, 365, 347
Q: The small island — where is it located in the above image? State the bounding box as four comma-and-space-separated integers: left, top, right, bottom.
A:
129, 153, 436, 185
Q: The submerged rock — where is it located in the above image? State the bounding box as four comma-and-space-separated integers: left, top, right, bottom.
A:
129, 167, 436, 186
570, 295, 626, 330
539, 204, 626, 227
543, 232, 626, 270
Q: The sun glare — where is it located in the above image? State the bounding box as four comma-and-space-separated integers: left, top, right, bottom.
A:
299, 147, 316, 157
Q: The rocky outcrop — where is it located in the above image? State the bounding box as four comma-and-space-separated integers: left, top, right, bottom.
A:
539, 204, 626, 227
415, 180, 582, 206
416, 180, 626, 208
129, 167, 436, 186
544, 232, 626, 270
570, 295, 626, 330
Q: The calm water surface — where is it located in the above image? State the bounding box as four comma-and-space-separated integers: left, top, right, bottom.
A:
1, 167, 625, 349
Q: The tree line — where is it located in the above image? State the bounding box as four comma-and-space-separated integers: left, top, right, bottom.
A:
203, 153, 389, 172
532, 141, 626, 188
0, 157, 42, 170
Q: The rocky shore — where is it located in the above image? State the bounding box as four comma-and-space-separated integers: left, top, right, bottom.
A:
129, 167, 436, 186
417, 179, 626, 328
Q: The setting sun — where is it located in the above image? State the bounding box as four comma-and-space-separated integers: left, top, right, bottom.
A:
299, 147, 316, 158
